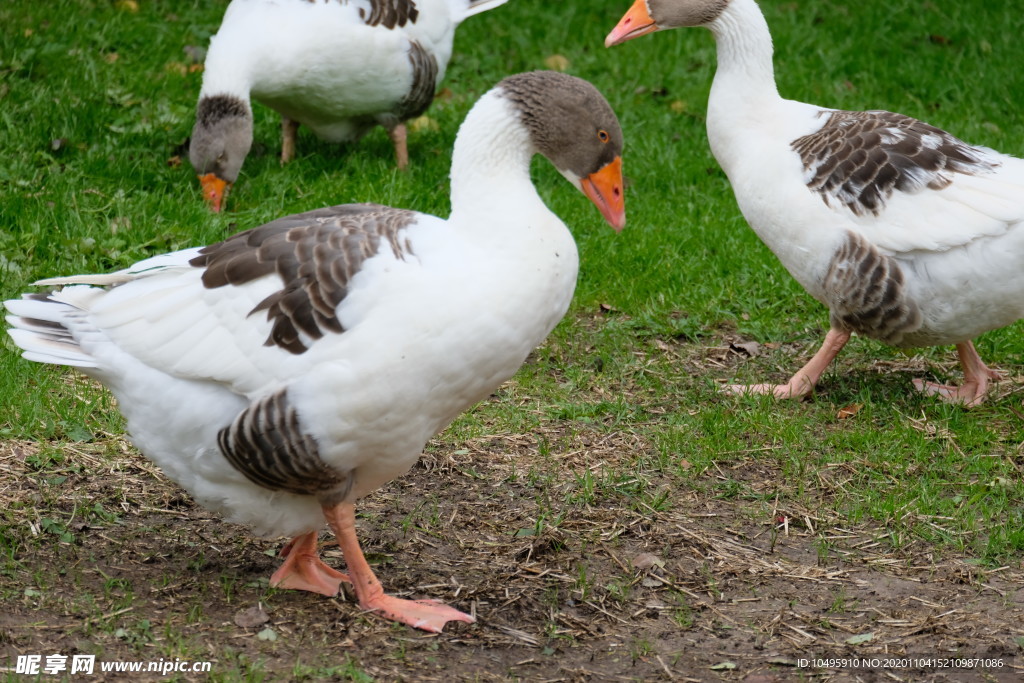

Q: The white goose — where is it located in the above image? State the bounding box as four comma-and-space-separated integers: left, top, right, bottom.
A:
607, 0, 1024, 406
6, 71, 625, 632
189, 0, 510, 211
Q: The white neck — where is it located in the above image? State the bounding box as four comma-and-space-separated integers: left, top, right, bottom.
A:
707, 0, 778, 91
197, 28, 255, 102
448, 91, 544, 226
704, 0, 781, 166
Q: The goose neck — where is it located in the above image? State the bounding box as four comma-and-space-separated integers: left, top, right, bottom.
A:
707, 0, 779, 100
448, 91, 540, 220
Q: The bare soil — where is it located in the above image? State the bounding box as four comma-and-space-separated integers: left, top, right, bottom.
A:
1, 419, 1021, 683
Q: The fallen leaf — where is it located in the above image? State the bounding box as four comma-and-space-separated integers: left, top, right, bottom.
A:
543, 54, 570, 71
408, 115, 438, 134
183, 45, 207, 64
669, 100, 688, 113
256, 627, 278, 641
710, 661, 737, 671
166, 155, 182, 168
766, 657, 798, 666
115, 0, 139, 12
845, 632, 874, 645
234, 604, 271, 628
631, 553, 664, 571
730, 341, 761, 357
836, 403, 863, 419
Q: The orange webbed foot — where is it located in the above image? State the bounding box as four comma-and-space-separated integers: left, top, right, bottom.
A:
912, 379, 988, 407
323, 501, 473, 633
912, 341, 1003, 408
721, 381, 813, 400
270, 531, 349, 596
360, 594, 474, 633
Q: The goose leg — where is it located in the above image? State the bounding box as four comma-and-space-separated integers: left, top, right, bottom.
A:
323, 502, 473, 633
387, 123, 409, 170
281, 117, 299, 164
269, 530, 348, 596
723, 328, 851, 400
912, 341, 1004, 407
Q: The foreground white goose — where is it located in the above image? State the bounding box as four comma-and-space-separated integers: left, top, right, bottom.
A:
6, 71, 625, 632
606, 0, 1024, 406
189, 0, 510, 211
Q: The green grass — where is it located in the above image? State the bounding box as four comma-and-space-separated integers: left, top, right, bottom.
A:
4, 0, 1023, 547
1, 0, 1024, 674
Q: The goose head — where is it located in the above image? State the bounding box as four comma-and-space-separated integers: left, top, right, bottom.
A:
605, 0, 730, 45
497, 71, 626, 230
188, 95, 253, 212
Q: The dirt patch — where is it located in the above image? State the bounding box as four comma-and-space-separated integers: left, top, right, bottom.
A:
1, 427, 1021, 683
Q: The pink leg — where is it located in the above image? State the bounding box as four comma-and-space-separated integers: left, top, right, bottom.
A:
281, 117, 299, 164
912, 341, 1004, 407
269, 530, 348, 596
387, 123, 409, 170
323, 502, 473, 633
723, 328, 852, 400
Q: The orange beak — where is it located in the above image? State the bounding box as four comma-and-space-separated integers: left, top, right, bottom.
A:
197, 173, 230, 213
606, 0, 659, 47
581, 156, 626, 232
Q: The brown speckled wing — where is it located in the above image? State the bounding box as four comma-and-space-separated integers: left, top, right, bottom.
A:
301, 0, 419, 29
792, 110, 998, 217
359, 0, 419, 28
190, 203, 417, 354
397, 39, 439, 120
823, 230, 922, 346
219, 389, 353, 505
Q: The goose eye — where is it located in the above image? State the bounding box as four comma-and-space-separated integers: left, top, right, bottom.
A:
597, 129, 610, 143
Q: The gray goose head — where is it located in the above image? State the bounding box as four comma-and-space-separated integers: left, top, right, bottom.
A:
496, 71, 626, 230
605, 0, 731, 45
188, 94, 253, 212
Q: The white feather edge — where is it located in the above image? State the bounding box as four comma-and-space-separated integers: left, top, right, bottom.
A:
460, 0, 511, 20
845, 153, 1024, 254
33, 248, 203, 288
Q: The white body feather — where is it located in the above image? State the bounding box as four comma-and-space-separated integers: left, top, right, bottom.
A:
705, 0, 1024, 348
5, 87, 579, 539
200, 0, 510, 140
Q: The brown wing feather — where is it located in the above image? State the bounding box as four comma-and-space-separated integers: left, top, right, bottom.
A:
190, 203, 417, 354
792, 110, 998, 217
397, 39, 439, 120
358, 0, 419, 28
301, 0, 420, 29
218, 389, 353, 505
823, 230, 922, 346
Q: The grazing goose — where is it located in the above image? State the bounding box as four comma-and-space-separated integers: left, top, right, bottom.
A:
6, 71, 625, 632
189, 0, 510, 211
606, 0, 1024, 406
